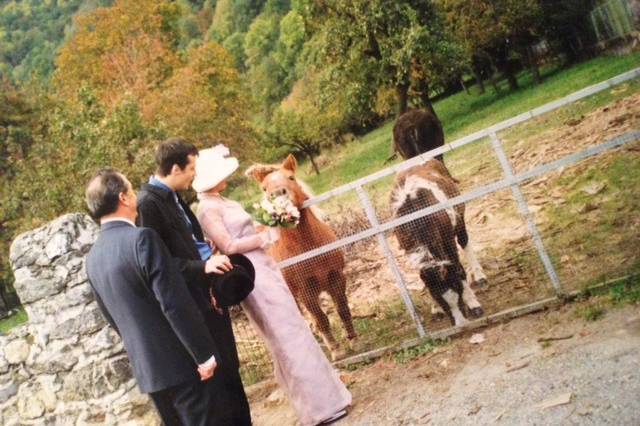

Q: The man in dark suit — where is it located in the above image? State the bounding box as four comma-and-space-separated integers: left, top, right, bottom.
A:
137, 138, 251, 425
85, 169, 234, 425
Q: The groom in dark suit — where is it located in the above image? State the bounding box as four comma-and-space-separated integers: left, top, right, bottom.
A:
137, 138, 251, 425
85, 169, 234, 425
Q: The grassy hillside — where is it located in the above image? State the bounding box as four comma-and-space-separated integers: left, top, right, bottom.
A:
230, 52, 640, 205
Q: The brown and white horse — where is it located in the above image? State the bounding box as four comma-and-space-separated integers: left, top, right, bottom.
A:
246, 154, 356, 360
391, 113, 487, 326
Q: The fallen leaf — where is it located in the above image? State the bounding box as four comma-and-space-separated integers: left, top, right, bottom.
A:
506, 361, 530, 373
469, 333, 485, 344
467, 405, 482, 416
537, 334, 574, 343
581, 182, 606, 195
535, 392, 573, 409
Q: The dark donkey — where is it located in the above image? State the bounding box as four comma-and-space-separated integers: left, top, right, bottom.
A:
391, 110, 487, 326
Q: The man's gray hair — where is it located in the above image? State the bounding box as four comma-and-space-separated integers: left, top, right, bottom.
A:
85, 168, 128, 221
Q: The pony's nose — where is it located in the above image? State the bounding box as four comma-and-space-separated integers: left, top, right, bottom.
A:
272, 188, 287, 197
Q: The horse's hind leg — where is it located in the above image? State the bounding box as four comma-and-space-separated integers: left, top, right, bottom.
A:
456, 219, 488, 288
302, 276, 342, 360
328, 270, 357, 344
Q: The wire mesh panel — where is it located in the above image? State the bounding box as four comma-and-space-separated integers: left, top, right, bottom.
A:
525, 140, 640, 292
500, 82, 640, 175
317, 191, 370, 240
383, 185, 553, 333
443, 137, 503, 194
231, 307, 272, 386
277, 236, 420, 361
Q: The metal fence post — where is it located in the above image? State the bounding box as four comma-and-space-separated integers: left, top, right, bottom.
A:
355, 186, 427, 338
489, 132, 563, 295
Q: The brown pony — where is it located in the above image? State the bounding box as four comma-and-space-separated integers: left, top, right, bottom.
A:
246, 154, 356, 360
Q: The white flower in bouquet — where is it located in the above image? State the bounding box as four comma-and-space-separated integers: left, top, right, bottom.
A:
253, 195, 300, 228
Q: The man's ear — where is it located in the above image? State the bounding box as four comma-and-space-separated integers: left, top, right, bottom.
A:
170, 164, 181, 176
119, 191, 129, 205
282, 154, 297, 173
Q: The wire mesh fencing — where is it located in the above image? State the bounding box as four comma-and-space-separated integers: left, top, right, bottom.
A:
232, 68, 640, 386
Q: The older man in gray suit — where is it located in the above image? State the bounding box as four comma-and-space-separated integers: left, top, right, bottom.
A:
85, 168, 236, 426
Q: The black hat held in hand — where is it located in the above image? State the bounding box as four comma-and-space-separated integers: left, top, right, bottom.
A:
209, 254, 255, 307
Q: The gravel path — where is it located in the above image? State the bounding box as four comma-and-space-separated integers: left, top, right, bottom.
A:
249, 301, 640, 425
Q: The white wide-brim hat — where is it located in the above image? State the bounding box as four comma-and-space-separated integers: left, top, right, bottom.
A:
192, 145, 239, 193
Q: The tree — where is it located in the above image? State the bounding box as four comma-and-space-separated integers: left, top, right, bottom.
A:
297, 0, 465, 119
149, 42, 256, 158
441, 0, 543, 92
54, 0, 181, 115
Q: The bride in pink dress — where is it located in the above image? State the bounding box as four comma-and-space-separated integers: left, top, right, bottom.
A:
192, 146, 352, 426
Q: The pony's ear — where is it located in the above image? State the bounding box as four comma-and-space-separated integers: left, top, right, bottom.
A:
282, 154, 297, 173
245, 164, 278, 182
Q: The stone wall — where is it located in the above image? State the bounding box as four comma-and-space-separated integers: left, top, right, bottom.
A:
2, 213, 158, 425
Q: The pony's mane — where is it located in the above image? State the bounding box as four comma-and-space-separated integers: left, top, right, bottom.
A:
296, 177, 326, 221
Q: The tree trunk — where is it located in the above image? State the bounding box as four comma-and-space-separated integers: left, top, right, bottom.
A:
307, 150, 320, 175
396, 82, 410, 116
473, 68, 485, 94
527, 46, 542, 84
416, 78, 437, 118
460, 78, 470, 94
487, 58, 501, 95
504, 61, 519, 91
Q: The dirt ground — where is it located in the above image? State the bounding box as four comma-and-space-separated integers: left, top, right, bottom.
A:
247, 299, 640, 425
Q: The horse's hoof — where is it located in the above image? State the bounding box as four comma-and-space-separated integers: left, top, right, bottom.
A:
469, 307, 484, 318
472, 278, 488, 289
347, 336, 358, 350
432, 312, 447, 322
330, 347, 346, 361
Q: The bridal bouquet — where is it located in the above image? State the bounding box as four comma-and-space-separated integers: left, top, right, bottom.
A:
252, 195, 301, 228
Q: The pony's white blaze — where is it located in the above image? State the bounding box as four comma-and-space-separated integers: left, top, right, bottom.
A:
391, 175, 458, 228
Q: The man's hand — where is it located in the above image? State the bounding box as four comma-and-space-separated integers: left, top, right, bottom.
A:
205, 255, 233, 274
198, 356, 217, 381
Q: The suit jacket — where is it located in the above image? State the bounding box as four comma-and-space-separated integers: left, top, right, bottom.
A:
136, 183, 240, 370
85, 221, 217, 393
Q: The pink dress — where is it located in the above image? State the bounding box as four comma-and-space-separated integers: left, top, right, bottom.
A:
196, 193, 352, 426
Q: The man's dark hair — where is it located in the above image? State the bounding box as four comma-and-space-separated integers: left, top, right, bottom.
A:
155, 137, 199, 176
85, 168, 129, 221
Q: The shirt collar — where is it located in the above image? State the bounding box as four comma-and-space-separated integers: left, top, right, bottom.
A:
101, 217, 136, 227
149, 176, 174, 194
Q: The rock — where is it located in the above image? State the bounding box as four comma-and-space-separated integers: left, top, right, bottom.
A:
12, 266, 68, 304
0, 381, 18, 404
16, 383, 45, 419
36, 375, 60, 411
0, 354, 8, 374
84, 327, 120, 355
4, 339, 30, 365
45, 232, 73, 261
49, 304, 106, 340
61, 355, 132, 401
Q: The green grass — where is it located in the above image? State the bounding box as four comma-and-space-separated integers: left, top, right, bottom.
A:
574, 275, 640, 322
392, 338, 441, 364
0, 307, 27, 334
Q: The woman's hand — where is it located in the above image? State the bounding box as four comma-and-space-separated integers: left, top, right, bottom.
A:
259, 227, 280, 249
205, 255, 233, 274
